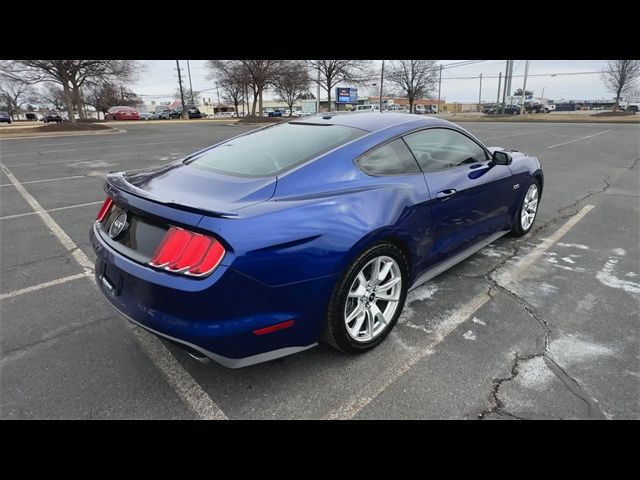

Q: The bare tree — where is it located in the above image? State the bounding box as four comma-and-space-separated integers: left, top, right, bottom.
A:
86, 82, 142, 116
0, 76, 37, 119
308, 60, 373, 112
601, 60, 640, 111
386, 60, 438, 113
0, 60, 140, 122
207, 60, 250, 115
39, 83, 67, 112
240, 60, 284, 116
173, 88, 201, 106
272, 61, 311, 116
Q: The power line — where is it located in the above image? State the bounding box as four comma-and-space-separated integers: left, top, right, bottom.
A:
441, 71, 604, 80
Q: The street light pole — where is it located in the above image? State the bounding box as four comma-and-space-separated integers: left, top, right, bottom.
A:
216, 82, 220, 114
437, 64, 443, 112
316, 66, 321, 114
187, 60, 195, 105
501, 60, 510, 113
520, 60, 530, 115
478, 73, 482, 112
176, 60, 188, 120
379, 60, 385, 111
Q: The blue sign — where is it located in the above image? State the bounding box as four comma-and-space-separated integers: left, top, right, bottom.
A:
336, 87, 358, 104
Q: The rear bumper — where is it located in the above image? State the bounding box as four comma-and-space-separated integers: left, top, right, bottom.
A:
90, 223, 335, 368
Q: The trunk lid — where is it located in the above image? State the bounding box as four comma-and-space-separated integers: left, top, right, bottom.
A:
106, 161, 277, 217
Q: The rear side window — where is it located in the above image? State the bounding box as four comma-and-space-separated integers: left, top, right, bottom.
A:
187, 123, 365, 177
357, 139, 421, 175
403, 128, 488, 173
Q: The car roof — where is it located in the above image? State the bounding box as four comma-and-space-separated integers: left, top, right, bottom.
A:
290, 112, 451, 133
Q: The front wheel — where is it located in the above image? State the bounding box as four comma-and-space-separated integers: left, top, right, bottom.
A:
323, 242, 408, 353
511, 179, 540, 236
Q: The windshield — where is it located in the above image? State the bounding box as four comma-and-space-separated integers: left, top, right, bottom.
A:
186, 122, 365, 177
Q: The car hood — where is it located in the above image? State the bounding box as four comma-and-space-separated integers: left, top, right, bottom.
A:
106, 161, 277, 217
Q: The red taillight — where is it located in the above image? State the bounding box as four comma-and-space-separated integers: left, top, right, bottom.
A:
96, 197, 113, 222
149, 226, 226, 277
253, 320, 296, 336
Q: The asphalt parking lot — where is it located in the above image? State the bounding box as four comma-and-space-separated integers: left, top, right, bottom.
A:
1, 120, 638, 419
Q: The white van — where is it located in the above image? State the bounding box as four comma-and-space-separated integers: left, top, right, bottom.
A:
352, 104, 380, 112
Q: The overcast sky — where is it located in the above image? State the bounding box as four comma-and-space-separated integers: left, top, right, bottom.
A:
132, 60, 612, 104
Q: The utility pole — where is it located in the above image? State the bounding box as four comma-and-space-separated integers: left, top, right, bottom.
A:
216, 82, 220, 111
176, 60, 188, 120
437, 64, 443, 112
496, 71, 502, 104
187, 60, 194, 105
541, 86, 546, 99
478, 73, 482, 112
506, 60, 513, 100
120, 85, 124, 103
316, 66, 321, 114
501, 60, 510, 113
520, 60, 530, 115
379, 60, 385, 111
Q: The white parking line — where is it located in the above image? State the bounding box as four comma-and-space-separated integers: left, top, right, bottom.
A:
547, 128, 613, 148
1, 163, 227, 421
547, 129, 612, 149
0, 135, 163, 149
493, 205, 595, 286
1, 140, 186, 157
481, 126, 558, 141
0, 201, 103, 221
0, 272, 92, 301
0, 175, 92, 188
326, 204, 596, 419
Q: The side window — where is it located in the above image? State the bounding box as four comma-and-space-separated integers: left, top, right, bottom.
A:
357, 139, 421, 175
403, 128, 488, 173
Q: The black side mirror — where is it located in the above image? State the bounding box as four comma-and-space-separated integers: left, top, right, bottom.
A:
491, 150, 512, 165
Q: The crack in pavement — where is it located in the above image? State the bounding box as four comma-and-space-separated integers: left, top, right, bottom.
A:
470, 278, 608, 420
1, 314, 114, 363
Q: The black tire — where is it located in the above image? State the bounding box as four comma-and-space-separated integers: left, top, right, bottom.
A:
511, 178, 541, 237
323, 242, 409, 353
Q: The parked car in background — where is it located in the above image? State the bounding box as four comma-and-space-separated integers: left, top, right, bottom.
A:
0, 111, 12, 123
25, 113, 38, 121
481, 103, 498, 114
351, 104, 381, 113
291, 111, 311, 117
169, 105, 203, 119
524, 101, 544, 114
486, 104, 521, 115
157, 109, 173, 120
42, 112, 63, 123
267, 109, 285, 117
105, 106, 141, 121
138, 111, 152, 120
414, 105, 437, 114
91, 113, 543, 368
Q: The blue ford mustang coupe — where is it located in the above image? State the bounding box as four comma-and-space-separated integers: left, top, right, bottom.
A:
91, 113, 543, 368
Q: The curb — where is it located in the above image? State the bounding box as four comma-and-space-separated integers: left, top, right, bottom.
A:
0, 128, 124, 140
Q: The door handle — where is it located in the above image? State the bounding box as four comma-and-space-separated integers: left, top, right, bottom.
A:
436, 189, 457, 199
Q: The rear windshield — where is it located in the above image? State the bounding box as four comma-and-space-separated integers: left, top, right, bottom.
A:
186, 122, 365, 177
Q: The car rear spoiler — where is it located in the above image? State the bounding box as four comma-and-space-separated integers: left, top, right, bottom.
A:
105, 171, 238, 218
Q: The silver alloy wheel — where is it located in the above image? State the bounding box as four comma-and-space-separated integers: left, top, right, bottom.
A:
344, 255, 402, 343
521, 183, 539, 231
